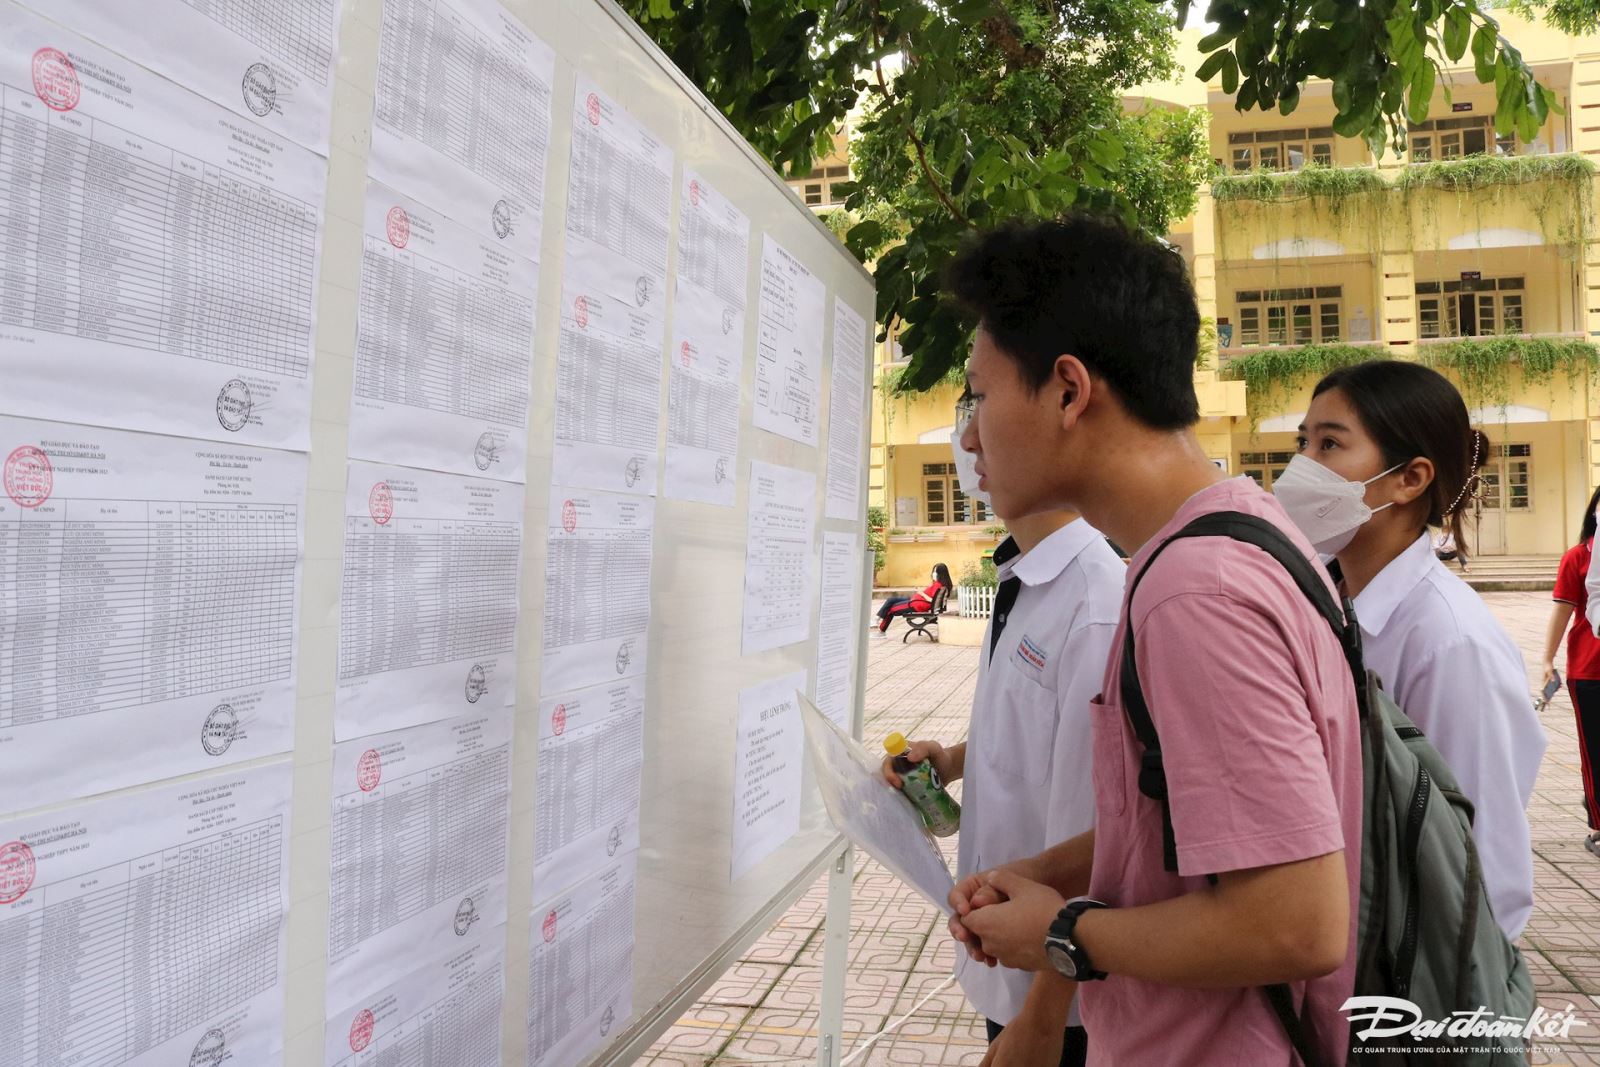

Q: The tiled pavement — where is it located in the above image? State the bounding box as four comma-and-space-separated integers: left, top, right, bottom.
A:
641, 593, 1600, 1065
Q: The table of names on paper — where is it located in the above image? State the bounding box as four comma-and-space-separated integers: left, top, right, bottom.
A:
31, 0, 342, 153
0, 415, 304, 812
665, 170, 749, 507
540, 487, 654, 695
327, 712, 511, 1013
337, 460, 522, 739
372, 0, 553, 258
526, 855, 636, 1067
0, 762, 292, 1067
533, 678, 644, 899
566, 77, 670, 277
350, 182, 538, 481
0, 6, 326, 447
554, 77, 672, 496
326, 939, 503, 1067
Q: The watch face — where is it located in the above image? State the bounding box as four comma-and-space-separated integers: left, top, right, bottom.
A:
1045, 940, 1077, 980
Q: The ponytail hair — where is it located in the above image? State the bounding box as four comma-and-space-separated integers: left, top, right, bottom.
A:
1580, 484, 1600, 545
1311, 360, 1484, 560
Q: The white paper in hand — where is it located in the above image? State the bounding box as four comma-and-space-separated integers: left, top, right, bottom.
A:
798, 692, 955, 915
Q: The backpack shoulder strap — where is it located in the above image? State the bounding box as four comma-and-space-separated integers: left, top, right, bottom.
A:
1119, 510, 1356, 870
1119, 509, 1352, 1067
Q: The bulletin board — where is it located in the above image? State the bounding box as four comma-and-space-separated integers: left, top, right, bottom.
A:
0, 0, 875, 1063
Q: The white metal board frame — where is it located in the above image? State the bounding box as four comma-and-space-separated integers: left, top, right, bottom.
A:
284, 0, 878, 1065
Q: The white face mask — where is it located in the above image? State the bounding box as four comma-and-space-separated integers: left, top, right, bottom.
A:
950, 428, 991, 507
1271, 454, 1403, 555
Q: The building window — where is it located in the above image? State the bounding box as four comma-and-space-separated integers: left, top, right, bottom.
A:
1239, 451, 1297, 490
1409, 117, 1517, 162
922, 463, 991, 525
803, 182, 823, 205
1415, 277, 1525, 338
1234, 286, 1342, 346
1479, 444, 1532, 511
1228, 127, 1336, 172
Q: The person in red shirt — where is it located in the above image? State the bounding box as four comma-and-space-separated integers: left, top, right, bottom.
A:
1541, 483, 1600, 858
873, 563, 952, 634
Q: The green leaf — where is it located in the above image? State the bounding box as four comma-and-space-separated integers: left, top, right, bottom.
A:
1444, 7, 1470, 61
1195, 50, 1231, 83
1220, 53, 1240, 95
1472, 24, 1496, 82
1408, 60, 1436, 125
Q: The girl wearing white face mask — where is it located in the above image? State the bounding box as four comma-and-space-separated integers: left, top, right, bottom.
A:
1275, 359, 1547, 939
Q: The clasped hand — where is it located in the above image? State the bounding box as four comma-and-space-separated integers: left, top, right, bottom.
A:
947, 866, 1066, 973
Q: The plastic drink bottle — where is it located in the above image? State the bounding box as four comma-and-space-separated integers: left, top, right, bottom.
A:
884, 732, 961, 837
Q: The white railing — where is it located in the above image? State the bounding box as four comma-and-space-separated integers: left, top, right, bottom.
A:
957, 586, 996, 619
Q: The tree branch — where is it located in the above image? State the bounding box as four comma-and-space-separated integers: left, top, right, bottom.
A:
869, 4, 969, 224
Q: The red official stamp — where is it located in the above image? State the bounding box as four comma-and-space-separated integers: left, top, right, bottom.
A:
561, 499, 577, 534
4, 445, 52, 508
574, 295, 589, 330
369, 481, 393, 525
689, 179, 701, 207
356, 749, 381, 792
0, 841, 35, 904
585, 92, 601, 126
542, 909, 558, 943
680, 340, 692, 368
32, 48, 79, 112
552, 704, 566, 736
349, 1008, 375, 1052
385, 206, 410, 249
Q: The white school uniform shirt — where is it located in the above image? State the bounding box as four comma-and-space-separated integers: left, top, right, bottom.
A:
1352, 532, 1546, 938
954, 519, 1124, 1025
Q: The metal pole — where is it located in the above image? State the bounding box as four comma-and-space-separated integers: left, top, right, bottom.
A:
816, 547, 875, 1067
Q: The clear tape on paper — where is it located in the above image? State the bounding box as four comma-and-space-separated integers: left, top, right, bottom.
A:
797, 692, 955, 916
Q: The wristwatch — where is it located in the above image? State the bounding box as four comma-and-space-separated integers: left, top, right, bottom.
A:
1044, 898, 1108, 981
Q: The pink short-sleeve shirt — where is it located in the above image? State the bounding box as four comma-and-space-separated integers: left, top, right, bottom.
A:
1079, 478, 1363, 1067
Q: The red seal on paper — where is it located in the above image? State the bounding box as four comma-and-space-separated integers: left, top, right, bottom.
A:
4, 446, 52, 508
542, 909, 558, 943
356, 749, 382, 793
0, 841, 35, 904
552, 704, 567, 736
32, 48, 79, 112
574, 295, 589, 330
349, 1009, 375, 1052
689, 179, 701, 207
368, 482, 393, 526
385, 206, 410, 248
561, 499, 577, 534
585, 92, 601, 126
679, 340, 692, 368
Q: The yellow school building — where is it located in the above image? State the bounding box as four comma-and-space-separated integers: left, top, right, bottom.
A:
789, 14, 1600, 589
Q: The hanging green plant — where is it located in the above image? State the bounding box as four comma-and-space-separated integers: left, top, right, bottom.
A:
1420, 335, 1600, 414
1210, 154, 1597, 267
1220, 343, 1379, 431
1211, 164, 1386, 205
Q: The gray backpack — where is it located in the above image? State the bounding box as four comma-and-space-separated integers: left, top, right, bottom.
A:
1121, 511, 1533, 1066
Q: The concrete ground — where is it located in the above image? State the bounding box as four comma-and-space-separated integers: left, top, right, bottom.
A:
640, 592, 1600, 1066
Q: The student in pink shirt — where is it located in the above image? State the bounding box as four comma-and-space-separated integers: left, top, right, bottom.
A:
941, 216, 1363, 1067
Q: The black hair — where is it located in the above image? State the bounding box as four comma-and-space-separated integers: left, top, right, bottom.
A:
1581, 484, 1600, 545
1311, 360, 1486, 559
932, 562, 953, 591
943, 214, 1201, 430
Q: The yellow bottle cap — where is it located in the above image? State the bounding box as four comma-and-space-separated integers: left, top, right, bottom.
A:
884, 732, 908, 756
